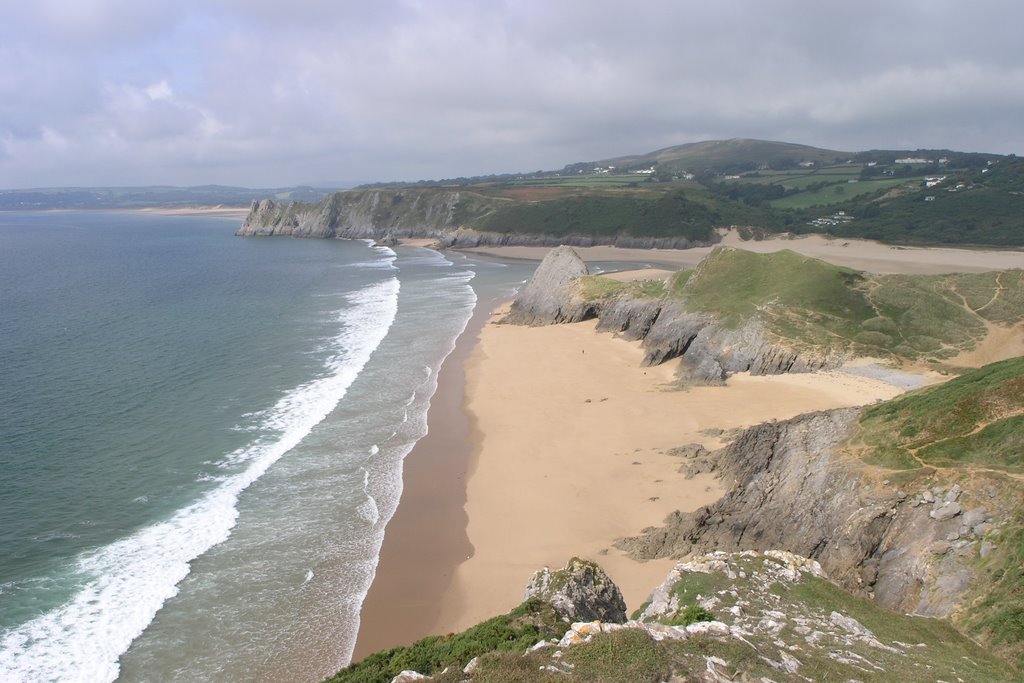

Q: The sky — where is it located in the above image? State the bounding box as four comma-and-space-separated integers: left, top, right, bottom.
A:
2, 0, 1023, 188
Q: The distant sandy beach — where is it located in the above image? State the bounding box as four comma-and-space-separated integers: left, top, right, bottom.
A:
459, 229, 1024, 274
136, 206, 251, 219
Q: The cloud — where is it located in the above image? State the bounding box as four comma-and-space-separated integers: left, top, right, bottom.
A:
1, 0, 1022, 187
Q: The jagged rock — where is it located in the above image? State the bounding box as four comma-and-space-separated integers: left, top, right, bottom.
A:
618, 409, 982, 619
595, 298, 663, 340
945, 484, 962, 502
668, 443, 709, 459
390, 670, 428, 682
524, 557, 627, 623
502, 246, 597, 326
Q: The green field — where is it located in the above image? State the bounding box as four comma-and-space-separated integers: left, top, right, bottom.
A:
770, 177, 914, 209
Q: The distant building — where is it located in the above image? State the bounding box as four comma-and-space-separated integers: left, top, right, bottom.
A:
896, 157, 931, 164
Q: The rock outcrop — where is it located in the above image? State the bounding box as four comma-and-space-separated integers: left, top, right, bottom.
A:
348, 550, 1017, 683
501, 246, 597, 325
523, 557, 628, 624
506, 246, 842, 382
618, 408, 1004, 618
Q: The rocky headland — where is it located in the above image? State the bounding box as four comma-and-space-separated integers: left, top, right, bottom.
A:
235, 190, 713, 249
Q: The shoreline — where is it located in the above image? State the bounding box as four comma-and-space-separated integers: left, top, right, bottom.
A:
351, 290, 495, 660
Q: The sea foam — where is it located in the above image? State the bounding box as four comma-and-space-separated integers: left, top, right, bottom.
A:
0, 276, 400, 683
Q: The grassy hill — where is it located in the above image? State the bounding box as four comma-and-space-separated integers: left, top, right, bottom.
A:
582, 247, 1024, 365
567, 138, 851, 175
436, 140, 1024, 247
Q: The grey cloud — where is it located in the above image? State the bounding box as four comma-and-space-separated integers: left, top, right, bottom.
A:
1, 0, 1023, 188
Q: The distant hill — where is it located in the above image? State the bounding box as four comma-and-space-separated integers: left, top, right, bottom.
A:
566, 138, 851, 175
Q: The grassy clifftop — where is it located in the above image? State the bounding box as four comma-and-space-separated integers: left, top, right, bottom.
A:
330, 552, 1018, 682
582, 247, 1024, 365
847, 358, 1024, 666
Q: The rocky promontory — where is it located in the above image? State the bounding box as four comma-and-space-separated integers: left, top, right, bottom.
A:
506, 246, 844, 383
236, 189, 715, 249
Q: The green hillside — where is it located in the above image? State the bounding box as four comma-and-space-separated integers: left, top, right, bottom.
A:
568, 138, 850, 175
850, 358, 1024, 666
857, 356, 1024, 473
610, 247, 1024, 363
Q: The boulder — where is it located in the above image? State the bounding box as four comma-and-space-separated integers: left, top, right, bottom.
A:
524, 557, 627, 623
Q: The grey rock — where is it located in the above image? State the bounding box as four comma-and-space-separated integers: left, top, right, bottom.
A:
502, 246, 595, 326
669, 443, 709, 459
973, 522, 993, 537
617, 407, 983, 619
980, 541, 997, 559
524, 557, 627, 623
962, 507, 987, 528
922, 490, 935, 504
945, 484, 962, 503
930, 502, 962, 521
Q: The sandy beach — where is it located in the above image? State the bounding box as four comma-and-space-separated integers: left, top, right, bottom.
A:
136, 206, 252, 219
459, 229, 1024, 274
353, 297, 912, 658
426, 311, 909, 634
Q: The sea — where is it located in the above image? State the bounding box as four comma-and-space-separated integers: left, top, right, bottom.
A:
0, 210, 537, 682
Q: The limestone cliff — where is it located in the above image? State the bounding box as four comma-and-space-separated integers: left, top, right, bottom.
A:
501, 246, 596, 325
335, 551, 1018, 682
236, 189, 501, 240
237, 189, 717, 249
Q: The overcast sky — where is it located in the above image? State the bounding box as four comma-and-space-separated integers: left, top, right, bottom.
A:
2, 1, 1022, 188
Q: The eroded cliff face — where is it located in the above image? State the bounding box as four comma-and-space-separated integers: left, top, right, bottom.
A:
618, 408, 1010, 619
237, 190, 717, 249
501, 246, 597, 325
236, 189, 500, 240
507, 247, 841, 384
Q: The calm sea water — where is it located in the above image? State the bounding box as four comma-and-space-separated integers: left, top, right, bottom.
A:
0, 211, 534, 682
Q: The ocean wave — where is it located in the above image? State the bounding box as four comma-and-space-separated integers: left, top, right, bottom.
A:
0, 276, 401, 683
